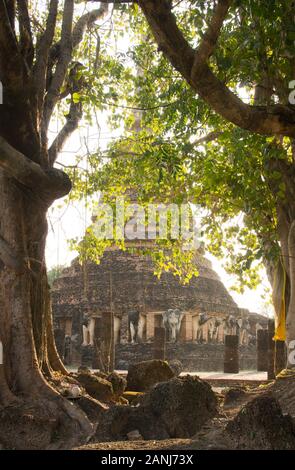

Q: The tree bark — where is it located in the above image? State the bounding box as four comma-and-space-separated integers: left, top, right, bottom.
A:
0, 170, 67, 388
0, 170, 94, 448
0, 0, 109, 449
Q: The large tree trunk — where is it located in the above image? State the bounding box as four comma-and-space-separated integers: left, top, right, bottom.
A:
0, 0, 110, 449
0, 172, 64, 389
0, 171, 93, 449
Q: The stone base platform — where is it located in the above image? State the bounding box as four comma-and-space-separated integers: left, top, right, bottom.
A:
115, 342, 258, 372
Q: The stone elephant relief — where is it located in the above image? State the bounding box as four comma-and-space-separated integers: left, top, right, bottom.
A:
82, 313, 95, 346
222, 315, 255, 346
162, 309, 184, 343
222, 315, 238, 337
83, 313, 122, 346
114, 315, 121, 344
194, 313, 254, 345
194, 313, 223, 344
236, 317, 251, 346
128, 310, 146, 343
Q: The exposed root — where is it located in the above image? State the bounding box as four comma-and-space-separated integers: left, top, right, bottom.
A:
0, 391, 96, 450
0, 365, 98, 450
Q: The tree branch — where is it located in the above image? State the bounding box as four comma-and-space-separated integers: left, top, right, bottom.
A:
48, 98, 82, 166
138, 0, 295, 137
192, 0, 232, 69
0, 137, 72, 202
0, 1, 23, 90
72, 4, 109, 47
33, 0, 58, 116
16, 0, 34, 67
192, 131, 223, 146
48, 4, 109, 80
43, 0, 74, 130
47, 5, 109, 164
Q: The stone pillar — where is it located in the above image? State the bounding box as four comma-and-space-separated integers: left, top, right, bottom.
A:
267, 320, 275, 380
81, 345, 93, 368
120, 313, 129, 344
257, 329, 268, 371
64, 335, 72, 366
65, 318, 72, 337
224, 335, 239, 373
100, 311, 115, 373
275, 340, 287, 376
146, 313, 155, 341
179, 314, 193, 342
92, 317, 102, 370
153, 327, 166, 360
54, 328, 65, 361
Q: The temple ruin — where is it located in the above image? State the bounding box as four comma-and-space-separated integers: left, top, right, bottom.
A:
52, 239, 268, 371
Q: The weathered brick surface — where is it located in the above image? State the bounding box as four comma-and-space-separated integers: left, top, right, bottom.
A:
52, 250, 241, 320
115, 343, 258, 372
52, 248, 266, 368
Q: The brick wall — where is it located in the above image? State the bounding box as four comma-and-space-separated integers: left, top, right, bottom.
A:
115, 342, 257, 372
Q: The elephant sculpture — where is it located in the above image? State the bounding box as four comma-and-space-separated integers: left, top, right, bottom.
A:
162, 308, 184, 342
114, 315, 121, 344
237, 317, 251, 345
82, 313, 95, 346
222, 315, 238, 338
209, 317, 222, 343
196, 313, 222, 343
196, 312, 208, 343
128, 310, 146, 343
194, 313, 256, 345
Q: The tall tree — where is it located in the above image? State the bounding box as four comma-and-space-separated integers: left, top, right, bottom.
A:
96, 0, 295, 367
0, 0, 110, 448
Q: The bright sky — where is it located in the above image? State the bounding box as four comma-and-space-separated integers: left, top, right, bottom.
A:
45, 1, 273, 317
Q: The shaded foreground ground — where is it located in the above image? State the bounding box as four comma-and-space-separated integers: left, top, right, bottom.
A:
77, 376, 295, 451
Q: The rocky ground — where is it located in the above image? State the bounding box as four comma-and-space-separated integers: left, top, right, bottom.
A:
1, 360, 294, 450
77, 376, 295, 451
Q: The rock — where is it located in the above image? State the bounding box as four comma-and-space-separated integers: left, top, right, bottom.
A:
169, 359, 183, 377
94, 376, 218, 441
49, 375, 84, 399
63, 384, 83, 399
94, 405, 130, 442
64, 374, 82, 385
143, 375, 218, 438
95, 405, 169, 442
226, 394, 295, 449
127, 360, 175, 392
77, 372, 114, 402
223, 387, 246, 407
77, 366, 91, 374
127, 430, 143, 441
116, 360, 129, 371
123, 391, 144, 405
94, 370, 108, 380
107, 372, 127, 398
77, 395, 108, 422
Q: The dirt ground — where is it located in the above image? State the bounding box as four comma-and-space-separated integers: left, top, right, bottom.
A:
77, 377, 295, 451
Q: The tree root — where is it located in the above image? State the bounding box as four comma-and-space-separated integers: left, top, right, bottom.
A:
0, 393, 96, 450
0, 367, 99, 450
